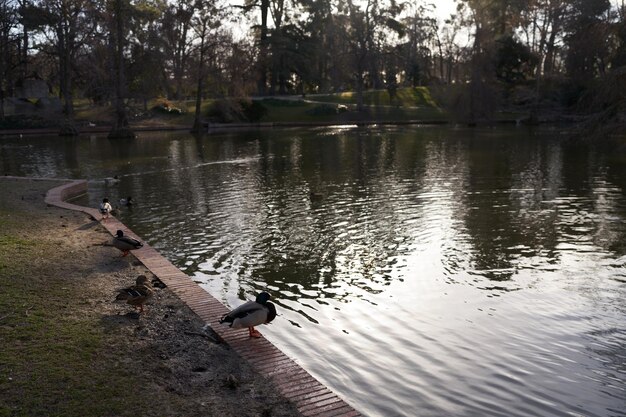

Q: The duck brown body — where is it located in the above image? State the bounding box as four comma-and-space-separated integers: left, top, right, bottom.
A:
115, 275, 154, 312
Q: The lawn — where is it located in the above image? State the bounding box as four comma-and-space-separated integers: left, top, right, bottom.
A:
70, 87, 447, 128
307, 86, 441, 108
0, 214, 143, 417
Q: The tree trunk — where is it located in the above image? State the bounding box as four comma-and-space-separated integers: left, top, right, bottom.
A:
22, 16, 27, 78
257, 0, 269, 95
543, 8, 562, 75
59, 24, 78, 136
0, 84, 4, 121
0, 26, 5, 121
434, 30, 445, 81
191, 23, 206, 134
108, 0, 135, 139
355, 69, 364, 112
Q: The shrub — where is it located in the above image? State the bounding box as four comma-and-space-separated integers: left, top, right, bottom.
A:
260, 98, 307, 107
152, 97, 184, 115
305, 104, 339, 116
0, 115, 58, 129
242, 100, 268, 122
207, 98, 267, 123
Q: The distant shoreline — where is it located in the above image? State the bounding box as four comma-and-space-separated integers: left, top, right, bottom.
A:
0, 118, 546, 138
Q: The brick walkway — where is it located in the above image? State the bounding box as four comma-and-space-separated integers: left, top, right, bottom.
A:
44, 179, 362, 417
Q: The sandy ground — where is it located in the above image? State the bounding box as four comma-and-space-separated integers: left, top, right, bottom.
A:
0, 177, 300, 417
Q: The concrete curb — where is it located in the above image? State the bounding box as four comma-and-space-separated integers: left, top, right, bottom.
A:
41, 178, 362, 417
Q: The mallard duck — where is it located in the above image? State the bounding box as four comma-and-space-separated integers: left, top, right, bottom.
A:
115, 275, 154, 313
112, 230, 143, 257
119, 196, 133, 207
219, 292, 276, 338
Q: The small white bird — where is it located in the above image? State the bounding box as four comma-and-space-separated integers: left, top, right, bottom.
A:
99, 198, 113, 219
219, 292, 276, 338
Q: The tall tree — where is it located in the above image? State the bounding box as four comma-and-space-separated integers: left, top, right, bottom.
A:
345, 0, 405, 110
459, 0, 529, 122
564, 0, 611, 82
401, 3, 437, 85
516, 0, 568, 121
0, 0, 19, 120
108, 0, 135, 138
440, 12, 466, 84
611, 0, 626, 67
161, 0, 195, 99
297, 0, 350, 93
190, 0, 222, 133
237, 0, 270, 95
34, 0, 96, 134
127, 0, 167, 110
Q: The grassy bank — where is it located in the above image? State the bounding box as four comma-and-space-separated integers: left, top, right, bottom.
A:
258, 95, 445, 123
6, 86, 530, 132
0, 179, 300, 417
0, 209, 146, 416
68, 87, 448, 129
310, 86, 440, 108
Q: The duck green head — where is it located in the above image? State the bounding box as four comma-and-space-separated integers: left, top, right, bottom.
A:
256, 292, 271, 304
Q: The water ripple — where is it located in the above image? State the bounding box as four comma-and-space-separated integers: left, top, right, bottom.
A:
4, 129, 625, 416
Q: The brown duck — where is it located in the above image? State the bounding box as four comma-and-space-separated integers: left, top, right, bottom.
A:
115, 275, 154, 313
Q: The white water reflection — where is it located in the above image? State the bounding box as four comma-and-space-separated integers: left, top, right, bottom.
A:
1, 127, 625, 416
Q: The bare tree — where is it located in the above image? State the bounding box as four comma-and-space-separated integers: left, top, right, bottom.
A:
162, 0, 195, 99
345, 0, 404, 111
190, 0, 222, 133
0, 0, 19, 120
59, 0, 94, 134
108, 0, 134, 138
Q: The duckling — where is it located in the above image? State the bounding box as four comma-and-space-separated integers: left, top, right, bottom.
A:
219, 292, 276, 338
99, 198, 113, 220
115, 275, 154, 313
112, 230, 143, 257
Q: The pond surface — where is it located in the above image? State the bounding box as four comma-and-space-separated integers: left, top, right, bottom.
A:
2, 126, 625, 417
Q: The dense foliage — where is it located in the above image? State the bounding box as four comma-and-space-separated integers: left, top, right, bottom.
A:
0, 0, 624, 125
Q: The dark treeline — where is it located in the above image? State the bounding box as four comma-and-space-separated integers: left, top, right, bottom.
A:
0, 0, 625, 129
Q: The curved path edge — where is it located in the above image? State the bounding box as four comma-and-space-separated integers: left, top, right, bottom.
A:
41, 178, 362, 417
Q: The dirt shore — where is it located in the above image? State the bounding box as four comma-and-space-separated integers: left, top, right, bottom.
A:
0, 178, 300, 417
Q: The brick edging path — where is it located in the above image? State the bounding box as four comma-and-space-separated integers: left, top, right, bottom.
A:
44, 179, 362, 417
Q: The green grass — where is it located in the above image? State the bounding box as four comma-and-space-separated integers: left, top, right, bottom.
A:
72, 87, 446, 127
310, 87, 441, 108
0, 212, 179, 417
258, 95, 446, 123
0, 217, 129, 416
260, 100, 342, 123
28, 86, 532, 130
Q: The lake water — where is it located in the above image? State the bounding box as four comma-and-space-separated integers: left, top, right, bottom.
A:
2, 126, 625, 416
